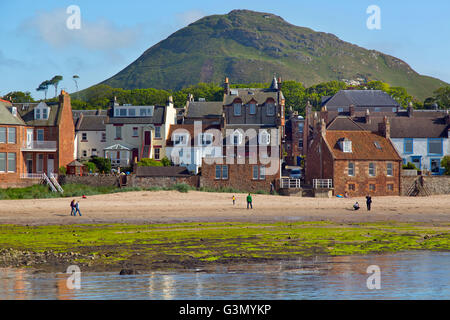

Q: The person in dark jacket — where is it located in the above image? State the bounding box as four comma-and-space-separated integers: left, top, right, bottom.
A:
366, 195, 372, 211
70, 199, 76, 216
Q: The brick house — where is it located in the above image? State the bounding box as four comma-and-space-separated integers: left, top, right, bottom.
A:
284, 108, 306, 166
199, 77, 285, 192
306, 118, 402, 196
0, 91, 75, 188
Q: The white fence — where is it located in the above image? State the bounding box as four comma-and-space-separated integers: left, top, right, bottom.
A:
280, 178, 301, 189
313, 179, 333, 189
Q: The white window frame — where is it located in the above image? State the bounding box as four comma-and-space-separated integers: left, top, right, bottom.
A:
0, 152, 5, 172
369, 163, 376, 177
387, 163, 393, 176
115, 126, 122, 139
7, 127, 16, 144
155, 126, 161, 138
200, 133, 213, 146
37, 129, 44, 142
0, 127, 5, 143
174, 134, 188, 146
232, 130, 243, 145
348, 162, 355, 176
259, 166, 266, 180
259, 131, 270, 145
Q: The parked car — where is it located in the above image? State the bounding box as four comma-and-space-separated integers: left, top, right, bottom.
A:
289, 168, 302, 179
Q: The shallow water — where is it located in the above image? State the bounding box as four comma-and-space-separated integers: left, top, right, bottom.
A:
0, 251, 448, 300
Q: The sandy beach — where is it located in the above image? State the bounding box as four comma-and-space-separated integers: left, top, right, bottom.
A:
0, 191, 449, 226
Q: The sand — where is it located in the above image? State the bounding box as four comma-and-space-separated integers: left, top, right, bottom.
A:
0, 191, 449, 226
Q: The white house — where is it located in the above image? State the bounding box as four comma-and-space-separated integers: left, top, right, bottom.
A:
73, 110, 108, 161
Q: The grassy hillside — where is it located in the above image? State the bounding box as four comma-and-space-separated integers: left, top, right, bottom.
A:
100, 10, 447, 101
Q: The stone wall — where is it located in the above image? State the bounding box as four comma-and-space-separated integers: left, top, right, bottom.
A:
130, 175, 200, 189
401, 175, 450, 196
62, 175, 120, 187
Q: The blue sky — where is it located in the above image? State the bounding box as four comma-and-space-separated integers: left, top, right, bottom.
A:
1, 0, 449, 99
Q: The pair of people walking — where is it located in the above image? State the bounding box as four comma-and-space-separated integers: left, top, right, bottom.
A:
70, 199, 82, 216
231, 193, 253, 209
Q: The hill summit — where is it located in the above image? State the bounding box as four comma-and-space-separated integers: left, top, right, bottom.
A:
101, 9, 446, 100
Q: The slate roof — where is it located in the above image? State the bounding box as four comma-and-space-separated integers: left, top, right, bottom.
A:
0, 104, 25, 125
185, 101, 223, 118
324, 90, 400, 108
325, 131, 401, 161
224, 88, 283, 105
166, 124, 221, 147
13, 102, 60, 126
106, 105, 166, 124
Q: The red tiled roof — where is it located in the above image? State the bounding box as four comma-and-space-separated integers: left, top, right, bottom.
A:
325, 130, 401, 161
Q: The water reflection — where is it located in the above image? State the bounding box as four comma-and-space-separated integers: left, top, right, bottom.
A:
0, 252, 448, 300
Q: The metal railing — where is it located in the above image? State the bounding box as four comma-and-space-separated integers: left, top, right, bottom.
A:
280, 178, 301, 189
313, 179, 333, 189
21, 173, 43, 179
22, 141, 57, 150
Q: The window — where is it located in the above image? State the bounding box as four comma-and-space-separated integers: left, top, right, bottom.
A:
369, 163, 376, 176
259, 131, 270, 145
0, 127, 5, 143
387, 184, 394, 191
374, 141, 382, 150
82, 150, 87, 157
404, 139, 413, 154
7, 128, 16, 144
140, 108, 147, 116
154, 148, 160, 160
249, 103, 256, 114
200, 133, 213, 146
119, 109, 127, 116
342, 140, 352, 153
392, 107, 397, 112
233, 103, 242, 116
128, 108, 136, 117
101, 132, 106, 142
298, 139, 303, 148
266, 103, 275, 116
428, 139, 442, 155
252, 165, 259, 180
35, 109, 41, 120
337, 107, 344, 113
37, 154, 44, 172
387, 163, 393, 176
375, 107, 381, 112
348, 162, 355, 176
348, 184, 355, 191
155, 126, 161, 138
431, 159, 441, 174
298, 122, 304, 133
0, 153, 5, 172
132, 127, 139, 137
259, 166, 266, 180
92, 149, 97, 157
174, 134, 187, 145
115, 126, 122, 139
369, 184, 376, 191
215, 165, 228, 179
82, 133, 87, 141
6, 154, 17, 173
232, 131, 242, 145
37, 129, 44, 141
42, 108, 48, 119
222, 165, 228, 179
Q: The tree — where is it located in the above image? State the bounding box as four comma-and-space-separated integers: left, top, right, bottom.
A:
2, 91, 35, 103
36, 80, 51, 100
433, 86, 450, 108
441, 156, 450, 175
50, 75, 63, 97
281, 81, 306, 115
388, 86, 412, 108
90, 156, 111, 173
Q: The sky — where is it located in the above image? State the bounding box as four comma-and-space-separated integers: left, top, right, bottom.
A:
1, 0, 449, 99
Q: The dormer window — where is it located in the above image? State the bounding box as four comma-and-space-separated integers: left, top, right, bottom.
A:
231, 130, 243, 145
34, 102, 49, 120
199, 133, 213, 146
249, 103, 256, 115
35, 109, 41, 120
341, 138, 352, 153
174, 133, 188, 146
266, 103, 275, 116
233, 103, 242, 116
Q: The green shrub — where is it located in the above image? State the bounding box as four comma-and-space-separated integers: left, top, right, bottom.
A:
161, 156, 171, 167
172, 183, 192, 193
58, 166, 67, 176
402, 162, 418, 170
84, 162, 97, 173
137, 158, 163, 167
441, 156, 450, 175
90, 156, 112, 173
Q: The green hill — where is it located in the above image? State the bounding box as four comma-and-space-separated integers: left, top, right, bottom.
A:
100, 9, 447, 100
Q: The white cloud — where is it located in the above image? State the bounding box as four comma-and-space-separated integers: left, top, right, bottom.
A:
19, 8, 142, 51
176, 9, 205, 27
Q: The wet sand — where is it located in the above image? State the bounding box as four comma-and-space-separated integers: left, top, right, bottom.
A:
0, 191, 449, 226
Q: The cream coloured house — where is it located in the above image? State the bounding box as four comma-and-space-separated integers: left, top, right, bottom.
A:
104, 97, 176, 167
73, 110, 108, 161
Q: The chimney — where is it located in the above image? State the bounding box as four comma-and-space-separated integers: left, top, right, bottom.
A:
320, 105, 328, 124
167, 95, 174, 107
320, 118, 326, 138
349, 104, 355, 117
277, 77, 282, 92
365, 109, 371, 124
187, 93, 194, 102
378, 116, 390, 139
224, 77, 230, 95
113, 96, 119, 107
407, 102, 414, 117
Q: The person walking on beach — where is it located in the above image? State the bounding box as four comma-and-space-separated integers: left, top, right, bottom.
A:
232, 195, 236, 206
366, 195, 372, 211
247, 193, 253, 209
70, 199, 76, 216
74, 201, 82, 216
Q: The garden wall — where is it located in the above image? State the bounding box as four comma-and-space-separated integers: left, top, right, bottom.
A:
401, 175, 450, 196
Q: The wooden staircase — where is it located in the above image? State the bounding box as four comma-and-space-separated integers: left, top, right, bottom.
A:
407, 176, 430, 197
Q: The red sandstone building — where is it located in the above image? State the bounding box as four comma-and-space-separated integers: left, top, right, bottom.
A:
306, 118, 402, 196
0, 91, 75, 188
